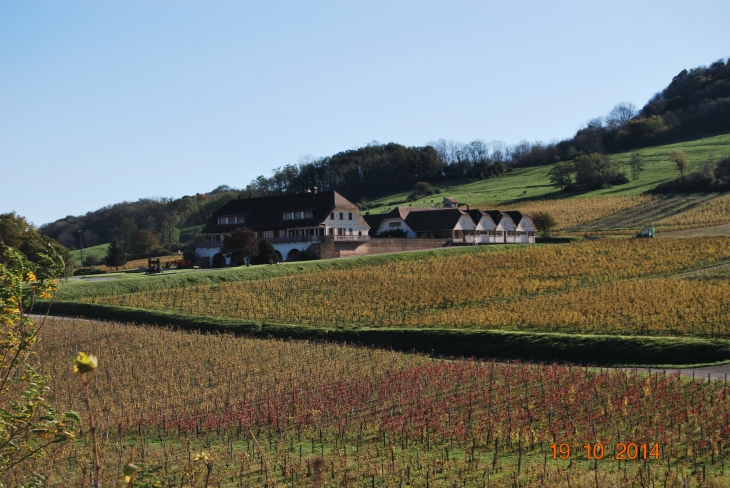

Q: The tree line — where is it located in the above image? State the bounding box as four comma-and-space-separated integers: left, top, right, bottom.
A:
39, 187, 252, 252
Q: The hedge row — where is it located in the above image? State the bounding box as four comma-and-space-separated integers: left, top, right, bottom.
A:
38, 301, 730, 367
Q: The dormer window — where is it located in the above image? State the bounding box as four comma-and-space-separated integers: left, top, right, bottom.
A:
283, 210, 313, 220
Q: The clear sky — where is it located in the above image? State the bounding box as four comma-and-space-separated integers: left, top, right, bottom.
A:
1, 1, 728, 226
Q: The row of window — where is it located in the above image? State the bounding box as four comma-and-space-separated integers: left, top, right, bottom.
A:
221, 210, 353, 224
283, 210, 313, 220
218, 215, 245, 225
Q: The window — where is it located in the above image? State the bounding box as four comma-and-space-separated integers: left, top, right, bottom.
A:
348, 212, 352, 220
348, 228, 352, 234
389, 222, 401, 228
218, 217, 228, 225
263, 230, 274, 238
328, 228, 333, 235
339, 212, 344, 220
330, 212, 334, 219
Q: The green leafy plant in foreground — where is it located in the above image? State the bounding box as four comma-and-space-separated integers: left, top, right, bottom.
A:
0, 243, 79, 486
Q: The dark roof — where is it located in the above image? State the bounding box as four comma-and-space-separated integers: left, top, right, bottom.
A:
504, 211, 525, 226
466, 209, 500, 227
482, 210, 504, 226
404, 208, 467, 232
363, 214, 386, 236
202, 191, 359, 233
363, 206, 469, 234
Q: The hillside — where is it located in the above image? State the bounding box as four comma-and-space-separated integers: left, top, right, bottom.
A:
366, 133, 730, 210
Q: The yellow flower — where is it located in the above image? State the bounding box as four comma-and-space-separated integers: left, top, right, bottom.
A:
26, 271, 37, 282
73, 352, 98, 374
122, 463, 140, 483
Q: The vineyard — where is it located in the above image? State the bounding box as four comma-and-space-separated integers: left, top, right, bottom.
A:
82, 238, 730, 337
13, 317, 728, 487
478, 195, 652, 231
568, 194, 722, 232
656, 194, 730, 230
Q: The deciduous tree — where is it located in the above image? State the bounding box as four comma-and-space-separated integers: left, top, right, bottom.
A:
130, 229, 160, 254
629, 151, 644, 180
531, 212, 557, 237
547, 162, 573, 189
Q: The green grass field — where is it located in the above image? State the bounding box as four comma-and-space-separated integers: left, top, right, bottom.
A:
69, 242, 108, 266
366, 133, 730, 212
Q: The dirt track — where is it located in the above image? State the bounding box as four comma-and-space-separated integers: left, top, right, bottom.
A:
641, 363, 730, 381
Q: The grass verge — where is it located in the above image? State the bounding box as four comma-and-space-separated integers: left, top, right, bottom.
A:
39, 301, 730, 368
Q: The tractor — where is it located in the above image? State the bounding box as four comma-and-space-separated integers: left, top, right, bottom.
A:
633, 226, 655, 239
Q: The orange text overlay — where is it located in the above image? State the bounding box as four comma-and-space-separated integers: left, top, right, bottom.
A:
550, 443, 661, 461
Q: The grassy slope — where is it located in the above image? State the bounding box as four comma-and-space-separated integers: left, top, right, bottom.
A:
69, 243, 108, 266
366, 133, 730, 212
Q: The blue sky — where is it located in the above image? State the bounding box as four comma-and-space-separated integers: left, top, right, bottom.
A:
1, 1, 728, 226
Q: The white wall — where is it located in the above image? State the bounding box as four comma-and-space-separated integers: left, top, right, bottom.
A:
376, 218, 415, 237
324, 207, 370, 235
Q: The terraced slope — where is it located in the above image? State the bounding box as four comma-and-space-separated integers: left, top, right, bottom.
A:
570, 193, 722, 231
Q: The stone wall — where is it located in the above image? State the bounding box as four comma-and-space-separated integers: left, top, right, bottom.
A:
336, 237, 451, 257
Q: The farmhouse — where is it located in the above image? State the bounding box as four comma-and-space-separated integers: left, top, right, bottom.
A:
195, 192, 536, 267
195, 191, 370, 266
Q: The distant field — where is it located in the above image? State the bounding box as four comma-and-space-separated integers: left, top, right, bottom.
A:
365, 132, 730, 212
478, 195, 652, 231
570, 194, 723, 232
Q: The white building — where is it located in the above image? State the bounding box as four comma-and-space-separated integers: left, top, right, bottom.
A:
195, 191, 370, 266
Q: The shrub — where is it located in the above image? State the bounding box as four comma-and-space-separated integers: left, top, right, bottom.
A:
408, 182, 440, 202
83, 254, 101, 267
253, 240, 280, 265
